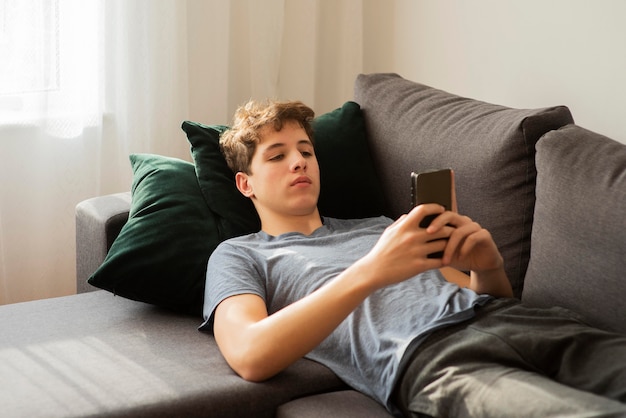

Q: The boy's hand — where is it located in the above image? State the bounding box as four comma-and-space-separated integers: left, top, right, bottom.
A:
426, 211, 513, 298
358, 203, 451, 290
426, 170, 503, 275
427, 212, 503, 273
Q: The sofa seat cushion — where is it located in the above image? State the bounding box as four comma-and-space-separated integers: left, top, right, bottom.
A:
354, 73, 574, 297
522, 124, 626, 334
276, 390, 393, 418
0, 291, 346, 418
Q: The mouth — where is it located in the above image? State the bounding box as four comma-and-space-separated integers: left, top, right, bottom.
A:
291, 176, 312, 186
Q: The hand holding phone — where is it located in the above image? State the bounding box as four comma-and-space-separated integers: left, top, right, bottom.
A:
411, 168, 453, 258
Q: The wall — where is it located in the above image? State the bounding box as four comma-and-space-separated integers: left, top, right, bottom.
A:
186, 1, 626, 143
386, 0, 626, 144
186, 0, 368, 124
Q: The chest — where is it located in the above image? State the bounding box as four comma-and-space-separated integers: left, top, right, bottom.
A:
259, 227, 381, 312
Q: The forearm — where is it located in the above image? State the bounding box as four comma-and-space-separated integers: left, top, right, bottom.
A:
469, 265, 513, 298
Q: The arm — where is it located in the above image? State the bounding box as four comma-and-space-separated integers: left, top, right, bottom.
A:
214, 259, 375, 382
214, 204, 451, 382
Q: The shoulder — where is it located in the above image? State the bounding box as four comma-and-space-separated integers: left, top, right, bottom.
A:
206, 234, 267, 283
210, 232, 264, 259
202, 234, 268, 330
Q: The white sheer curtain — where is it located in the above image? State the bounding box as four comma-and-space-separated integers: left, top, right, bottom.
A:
0, 0, 365, 305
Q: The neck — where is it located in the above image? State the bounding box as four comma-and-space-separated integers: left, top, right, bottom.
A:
258, 208, 323, 236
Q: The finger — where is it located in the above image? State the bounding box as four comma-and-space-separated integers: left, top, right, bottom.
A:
426, 211, 470, 233
424, 238, 449, 260
414, 251, 446, 270
442, 221, 481, 263
446, 221, 480, 249
408, 203, 446, 229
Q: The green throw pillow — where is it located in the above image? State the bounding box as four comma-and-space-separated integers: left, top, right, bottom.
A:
182, 101, 387, 240
88, 154, 219, 316
181, 123, 261, 238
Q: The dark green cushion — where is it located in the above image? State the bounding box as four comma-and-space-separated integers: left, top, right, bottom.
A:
315, 101, 387, 219
88, 154, 219, 316
182, 101, 387, 241
182, 123, 260, 238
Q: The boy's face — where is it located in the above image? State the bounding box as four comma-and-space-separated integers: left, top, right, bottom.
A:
235, 121, 320, 219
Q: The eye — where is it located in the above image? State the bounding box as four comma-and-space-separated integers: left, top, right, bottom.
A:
300, 148, 315, 157
268, 154, 284, 161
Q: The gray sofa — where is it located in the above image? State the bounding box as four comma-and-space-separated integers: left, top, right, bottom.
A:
2, 73, 625, 417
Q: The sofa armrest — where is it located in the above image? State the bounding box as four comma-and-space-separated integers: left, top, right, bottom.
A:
75, 192, 131, 294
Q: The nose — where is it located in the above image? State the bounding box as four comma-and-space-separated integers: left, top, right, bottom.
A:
290, 152, 307, 172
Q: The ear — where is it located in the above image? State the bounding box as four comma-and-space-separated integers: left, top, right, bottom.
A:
235, 172, 255, 198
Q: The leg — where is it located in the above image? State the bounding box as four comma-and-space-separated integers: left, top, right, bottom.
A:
402, 361, 626, 418
395, 301, 626, 417
478, 303, 626, 402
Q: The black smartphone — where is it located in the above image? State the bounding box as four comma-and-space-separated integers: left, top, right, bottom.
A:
411, 168, 452, 227
411, 169, 452, 258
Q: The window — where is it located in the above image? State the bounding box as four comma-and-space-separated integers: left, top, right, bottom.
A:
0, 0, 60, 95
0, 0, 100, 134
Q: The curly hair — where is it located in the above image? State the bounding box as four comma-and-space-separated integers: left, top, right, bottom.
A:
220, 100, 315, 174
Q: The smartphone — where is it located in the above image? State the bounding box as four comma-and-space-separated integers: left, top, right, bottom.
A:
411, 169, 452, 258
411, 168, 452, 227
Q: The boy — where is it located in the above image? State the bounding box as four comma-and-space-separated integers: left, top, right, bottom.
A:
200, 99, 626, 417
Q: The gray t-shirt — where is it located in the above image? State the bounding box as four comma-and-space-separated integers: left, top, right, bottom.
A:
201, 216, 491, 412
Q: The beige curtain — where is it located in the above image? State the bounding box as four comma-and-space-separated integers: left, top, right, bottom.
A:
0, 0, 366, 304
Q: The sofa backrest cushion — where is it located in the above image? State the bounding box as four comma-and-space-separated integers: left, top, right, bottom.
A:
523, 124, 626, 334
354, 73, 574, 297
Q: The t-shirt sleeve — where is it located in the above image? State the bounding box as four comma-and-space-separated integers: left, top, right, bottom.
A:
199, 241, 266, 331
